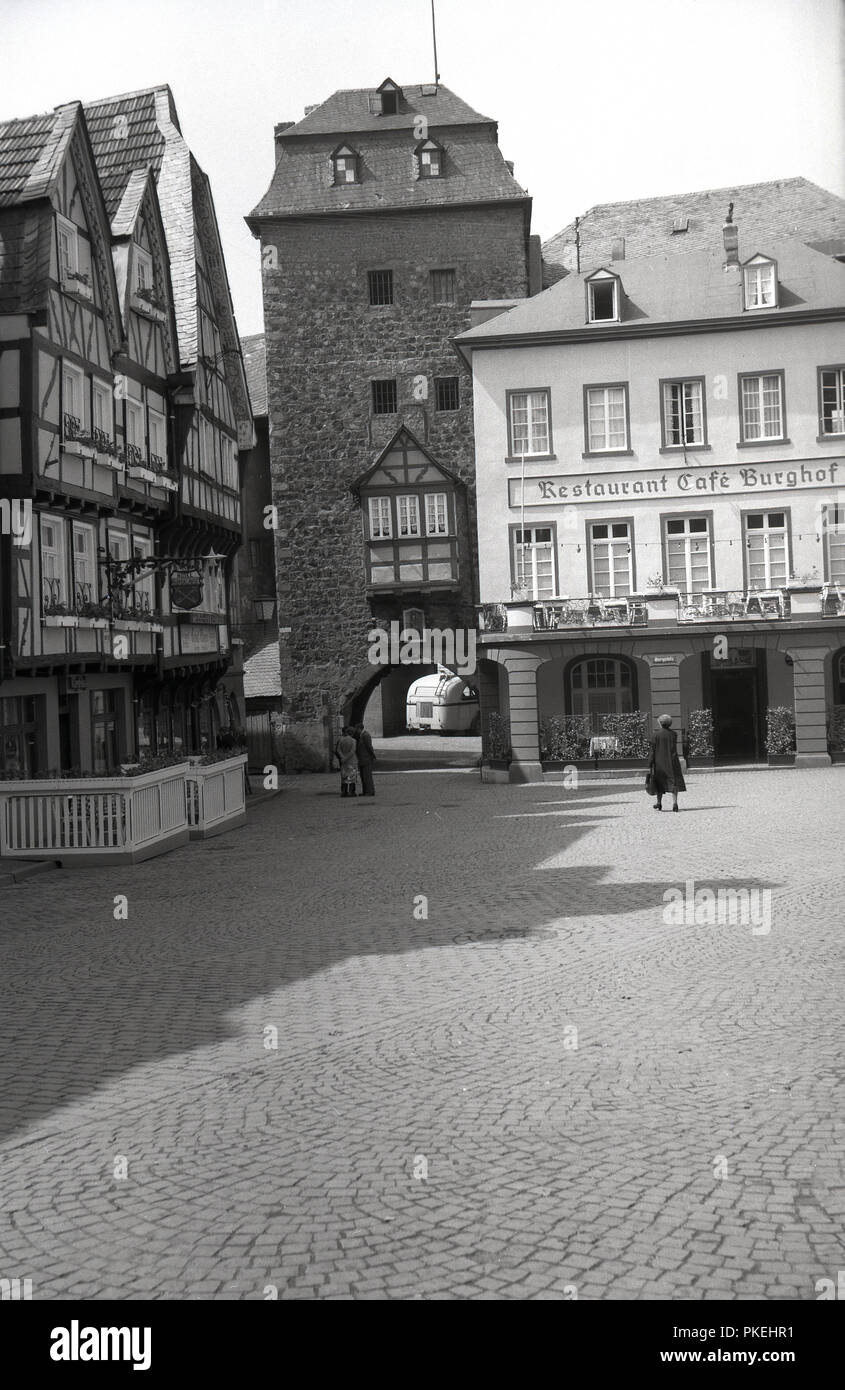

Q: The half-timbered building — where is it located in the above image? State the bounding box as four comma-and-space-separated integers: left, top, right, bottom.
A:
0, 88, 251, 777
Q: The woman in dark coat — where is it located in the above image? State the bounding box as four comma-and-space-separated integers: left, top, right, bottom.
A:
649, 713, 686, 812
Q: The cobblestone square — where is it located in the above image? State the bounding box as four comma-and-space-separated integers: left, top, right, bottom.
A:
0, 766, 843, 1300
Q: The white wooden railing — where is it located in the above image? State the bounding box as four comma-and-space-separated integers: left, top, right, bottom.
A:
0, 764, 190, 864
185, 754, 247, 839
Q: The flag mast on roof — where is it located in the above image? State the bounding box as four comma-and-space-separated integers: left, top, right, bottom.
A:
431, 0, 441, 91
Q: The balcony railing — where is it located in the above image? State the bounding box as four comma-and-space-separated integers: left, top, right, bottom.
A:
125, 442, 145, 468
478, 596, 649, 633
676, 590, 792, 622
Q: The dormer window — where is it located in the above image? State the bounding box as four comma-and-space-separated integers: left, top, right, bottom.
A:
134, 248, 153, 294
377, 78, 403, 116
586, 270, 621, 323
415, 138, 443, 179
332, 144, 359, 185
743, 255, 778, 310
57, 214, 78, 278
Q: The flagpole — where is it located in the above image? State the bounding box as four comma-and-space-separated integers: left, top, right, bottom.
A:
520, 447, 526, 594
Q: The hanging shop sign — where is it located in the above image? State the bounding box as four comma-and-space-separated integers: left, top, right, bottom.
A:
169, 562, 204, 611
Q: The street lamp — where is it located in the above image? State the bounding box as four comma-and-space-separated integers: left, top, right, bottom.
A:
253, 597, 276, 623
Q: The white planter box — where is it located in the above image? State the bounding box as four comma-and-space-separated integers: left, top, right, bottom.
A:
504, 599, 536, 631
43, 615, 79, 627
185, 754, 247, 839
785, 584, 823, 616
0, 763, 190, 866
61, 439, 96, 459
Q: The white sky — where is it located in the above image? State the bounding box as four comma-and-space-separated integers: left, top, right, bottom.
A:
1, 0, 843, 336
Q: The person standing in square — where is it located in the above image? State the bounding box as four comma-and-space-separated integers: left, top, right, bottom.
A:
354, 722, 376, 796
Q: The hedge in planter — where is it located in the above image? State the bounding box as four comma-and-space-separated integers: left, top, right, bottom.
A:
687, 709, 715, 758
765, 706, 796, 756
487, 713, 511, 762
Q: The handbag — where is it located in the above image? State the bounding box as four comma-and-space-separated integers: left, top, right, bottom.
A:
645, 770, 657, 796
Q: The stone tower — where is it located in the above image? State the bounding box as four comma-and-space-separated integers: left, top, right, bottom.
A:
247, 79, 537, 766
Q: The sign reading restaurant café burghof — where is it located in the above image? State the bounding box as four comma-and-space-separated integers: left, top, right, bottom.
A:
508, 460, 842, 507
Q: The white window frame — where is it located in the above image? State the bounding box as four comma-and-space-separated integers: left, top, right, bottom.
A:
587, 274, 620, 323
662, 379, 704, 447
744, 511, 789, 590
664, 516, 712, 593
148, 407, 167, 464
743, 259, 777, 310
62, 361, 87, 434
424, 492, 448, 536
508, 389, 551, 458
132, 533, 155, 611
71, 522, 97, 606
125, 398, 145, 456
368, 497, 392, 539
57, 214, 78, 279
41, 514, 67, 607
512, 525, 555, 600
418, 140, 442, 178
397, 494, 420, 538
587, 385, 628, 453
820, 368, 845, 437
333, 147, 358, 185
589, 521, 633, 598
824, 504, 845, 584
740, 373, 784, 442
92, 379, 113, 441
134, 247, 153, 295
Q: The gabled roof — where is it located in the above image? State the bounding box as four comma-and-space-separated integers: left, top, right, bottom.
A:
543, 177, 845, 274
240, 333, 267, 417
85, 87, 197, 362
279, 83, 494, 138
83, 85, 252, 430
0, 108, 70, 208
0, 102, 123, 347
352, 425, 464, 492
83, 87, 179, 217
456, 237, 845, 352
249, 81, 528, 222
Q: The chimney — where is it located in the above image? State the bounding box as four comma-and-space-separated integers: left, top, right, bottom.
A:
723, 201, 739, 266
723, 222, 739, 265
274, 121, 294, 165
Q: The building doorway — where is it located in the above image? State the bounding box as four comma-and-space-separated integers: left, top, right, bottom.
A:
710, 668, 760, 760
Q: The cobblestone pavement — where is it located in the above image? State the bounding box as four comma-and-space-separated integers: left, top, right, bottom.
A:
1, 767, 843, 1301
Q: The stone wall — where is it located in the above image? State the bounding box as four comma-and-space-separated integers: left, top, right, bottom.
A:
260, 202, 529, 765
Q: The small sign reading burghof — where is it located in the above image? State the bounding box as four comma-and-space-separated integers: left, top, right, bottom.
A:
170, 562, 204, 611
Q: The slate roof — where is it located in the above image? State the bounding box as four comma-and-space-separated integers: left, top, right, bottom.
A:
457, 238, 845, 349
82, 90, 173, 217
0, 111, 63, 207
0, 108, 78, 313
250, 83, 527, 221
0, 204, 51, 313
240, 333, 267, 417
543, 177, 845, 275
83, 87, 199, 361
279, 83, 494, 137
244, 639, 282, 698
